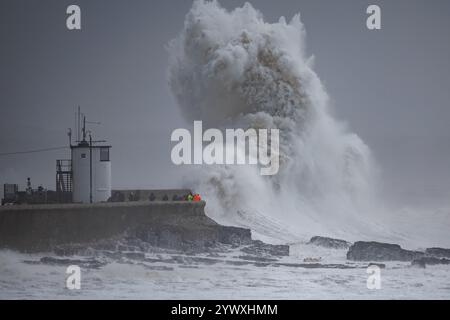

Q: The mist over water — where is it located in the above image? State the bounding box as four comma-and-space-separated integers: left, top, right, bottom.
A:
168, 0, 386, 243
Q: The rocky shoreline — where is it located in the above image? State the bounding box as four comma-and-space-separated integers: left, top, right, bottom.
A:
21, 232, 450, 273
308, 236, 450, 268
1, 202, 449, 271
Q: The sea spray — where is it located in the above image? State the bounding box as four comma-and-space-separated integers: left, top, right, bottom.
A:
168, 0, 379, 243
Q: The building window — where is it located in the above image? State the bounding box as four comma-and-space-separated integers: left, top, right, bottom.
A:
100, 147, 110, 162
81, 153, 86, 159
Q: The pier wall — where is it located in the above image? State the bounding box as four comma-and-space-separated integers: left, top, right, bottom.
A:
0, 201, 251, 252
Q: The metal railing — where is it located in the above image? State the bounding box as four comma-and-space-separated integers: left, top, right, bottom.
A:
56, 160, 73, 194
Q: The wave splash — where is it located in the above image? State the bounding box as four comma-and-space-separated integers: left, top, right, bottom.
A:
168, 0, 380, 243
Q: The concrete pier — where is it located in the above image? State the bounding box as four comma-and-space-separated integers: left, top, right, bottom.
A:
0, 201, 251, 252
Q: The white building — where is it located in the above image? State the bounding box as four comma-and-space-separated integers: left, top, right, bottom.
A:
71, 140, 111, 203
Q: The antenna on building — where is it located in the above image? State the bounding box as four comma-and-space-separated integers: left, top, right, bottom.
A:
67, 128, 72, 147
82, 116, 87, 142
77, 106, 81, 143
74, 107, 103, 145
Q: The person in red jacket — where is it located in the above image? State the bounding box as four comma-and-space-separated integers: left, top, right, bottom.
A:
192, 194, 202, 202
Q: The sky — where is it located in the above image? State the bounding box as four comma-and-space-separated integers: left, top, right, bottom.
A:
1, 0, 449, 206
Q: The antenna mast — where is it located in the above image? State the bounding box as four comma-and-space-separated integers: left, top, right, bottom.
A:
77, 106, 81, 142
82, 116, 87, 142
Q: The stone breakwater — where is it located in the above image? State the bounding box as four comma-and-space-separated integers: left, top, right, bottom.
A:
0, 201, 262, 253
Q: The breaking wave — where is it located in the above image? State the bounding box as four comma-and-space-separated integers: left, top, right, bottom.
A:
168, 0, 382, 243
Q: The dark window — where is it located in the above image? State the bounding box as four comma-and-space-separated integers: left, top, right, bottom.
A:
81, 153, 86, 159
100, 147, 110, 162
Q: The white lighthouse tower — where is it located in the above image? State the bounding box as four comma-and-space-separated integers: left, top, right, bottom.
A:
70, 112, 111, 203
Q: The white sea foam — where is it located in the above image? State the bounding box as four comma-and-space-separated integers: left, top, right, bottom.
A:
168, 0, 383, 243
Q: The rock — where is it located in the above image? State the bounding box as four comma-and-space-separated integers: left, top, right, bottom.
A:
411, 259, 426, 268
253, 262, 272, 267
368, 263, 386, 269
225, 260, 253, 266
189, 257, 221, 265
425, 247, 450, 258
40, 257, 106, 269
136, 263, 174, 271
411, 257, 450, 267
241, 240, 289, 257
238, 255, 278, 263
217, 226, 252, 246
123, 252, 146, 260
53, 244, 89, 256
347, 241, 424, 261
308, 236, 351, 249
133, 222, 252, 253
276, 262, 356, 269
303, 257, 322, 263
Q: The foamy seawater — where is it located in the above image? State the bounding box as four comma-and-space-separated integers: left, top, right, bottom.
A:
1, 243, 449, 300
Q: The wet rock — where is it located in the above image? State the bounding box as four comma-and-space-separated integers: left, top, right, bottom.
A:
143, 257, 166, 263
53, 244, 89, 256
167, 255, 186, 264
347, 241, 424, 261
411, 259, 426, 268
90, 239, 122, 251
308, 236, 351, 249
137, 263, 174, 271
179, 265, 199, 269
217, 226, 252, 246
425, 247, 450, 258
368, 263, 386, 269
22, 260, 41, 265
238, 255, 278, 263
241, 240, 289, 257
189, 257, 221, 265
117, 245, 140, 252
101, 250, 123, 260
132, 223, 252, 253
40, 257, 106, 269
123, 252, 146, 260
207, 252, 225, 258
276, 262, 356, 269
225, 260, 253, 266
303, 257, 322, 263
411, 257, 450, 267
254, 262, 271, 267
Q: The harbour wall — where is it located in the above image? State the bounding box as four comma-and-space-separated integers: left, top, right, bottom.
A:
0, 201, 251, 253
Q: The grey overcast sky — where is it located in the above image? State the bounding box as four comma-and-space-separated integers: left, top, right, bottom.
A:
1, 0, 450, 205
